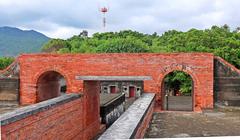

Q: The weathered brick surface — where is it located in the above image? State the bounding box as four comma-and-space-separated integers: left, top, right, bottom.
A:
0, 78, 19, 101
82, 81, 101, 140
1, 98, 85, 140
2, 81, 101, 140
214, 56, 240, 106
18, 53, 214, 110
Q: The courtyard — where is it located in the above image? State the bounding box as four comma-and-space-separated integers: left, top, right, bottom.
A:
145, 109, 240, 138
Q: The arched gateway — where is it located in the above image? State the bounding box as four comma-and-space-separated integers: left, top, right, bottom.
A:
161, 71, 194, 111
18, 53, 214, 111
36, 71, 67, 102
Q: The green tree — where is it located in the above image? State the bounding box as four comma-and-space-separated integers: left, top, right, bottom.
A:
95, 37, 149, 53
0, 57, 15, 70
41, 25, 240, 69
42, 39, 70, 53
164, 71, 192, 96
40, 25, 240, 92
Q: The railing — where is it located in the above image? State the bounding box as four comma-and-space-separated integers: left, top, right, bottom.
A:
98, 93, 155, 140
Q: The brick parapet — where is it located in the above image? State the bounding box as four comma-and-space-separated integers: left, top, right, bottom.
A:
18, 53, 214, 110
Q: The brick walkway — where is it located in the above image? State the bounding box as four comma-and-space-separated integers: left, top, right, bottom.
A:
145, 110, 240, 138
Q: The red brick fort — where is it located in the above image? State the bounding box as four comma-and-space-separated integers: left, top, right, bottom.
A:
18, 53, 214, 111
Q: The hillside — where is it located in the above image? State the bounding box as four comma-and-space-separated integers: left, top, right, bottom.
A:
0, 26, 50, 56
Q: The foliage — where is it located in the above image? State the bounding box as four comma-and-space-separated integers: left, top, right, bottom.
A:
0, 57, 14, 70
41, 25, 240, 69
40, 25, 240, 94
95, 37, 149, 53
164, 71, 192, 96
42, 39, 70, 53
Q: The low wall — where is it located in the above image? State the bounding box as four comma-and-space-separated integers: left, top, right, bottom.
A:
98, 93, 155, 139
214, 57, 240, 106
0, 78, 19, 102
100, 93, 125, 127
1, 94, 99, 140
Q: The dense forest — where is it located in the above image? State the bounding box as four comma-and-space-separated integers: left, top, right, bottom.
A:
42, 25, 240, 69
1, 25, 240, 94
40, 25, 240, 94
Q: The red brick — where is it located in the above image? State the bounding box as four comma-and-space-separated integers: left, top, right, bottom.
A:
18, 53, 214, 110
2, 53, 214, 140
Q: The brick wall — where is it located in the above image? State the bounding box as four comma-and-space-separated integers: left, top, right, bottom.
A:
214, 56, 240, 106
1, 95, 86, 140
1, 81, 101, 140
18, 53, 214, 111
0, 78, 19, 102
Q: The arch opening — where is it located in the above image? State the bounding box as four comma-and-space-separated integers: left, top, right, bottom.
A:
36, 71, 67, 102
162, 70, 193, 111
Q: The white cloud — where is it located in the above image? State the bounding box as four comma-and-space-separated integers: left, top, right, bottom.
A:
0, 0, 240, 38
42, 26, 99, 39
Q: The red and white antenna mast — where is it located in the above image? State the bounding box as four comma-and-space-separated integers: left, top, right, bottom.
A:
99, 4, 109, 31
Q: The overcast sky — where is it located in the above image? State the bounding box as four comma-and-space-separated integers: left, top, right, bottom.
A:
0, 0, 239, 39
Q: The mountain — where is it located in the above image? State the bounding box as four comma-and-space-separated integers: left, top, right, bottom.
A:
0, 26, 50, 56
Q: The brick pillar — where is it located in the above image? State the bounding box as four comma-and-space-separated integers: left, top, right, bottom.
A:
83, 81, 101, 140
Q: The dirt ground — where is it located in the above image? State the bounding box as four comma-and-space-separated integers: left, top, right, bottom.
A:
145, 109, 240, 138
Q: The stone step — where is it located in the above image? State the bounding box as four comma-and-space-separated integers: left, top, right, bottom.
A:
215, 78, 240, 84
0, 101, 19, 108
215, 91, 240, 100
215, 86, 240, 92
215, 83, 240, 87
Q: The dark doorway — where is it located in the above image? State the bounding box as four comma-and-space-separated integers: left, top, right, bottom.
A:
110, 86, 117, 94
36, 71, 66, 102
162, 71, 193, 111
129, 86, 135, 97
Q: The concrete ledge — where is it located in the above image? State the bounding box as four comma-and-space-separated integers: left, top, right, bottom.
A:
100, 93, 125, 107
98, 93, 155, 140
215, 103, 240, 111
100, 94, 125, 127
0, 94, 82, 126
75, 76, 152, 81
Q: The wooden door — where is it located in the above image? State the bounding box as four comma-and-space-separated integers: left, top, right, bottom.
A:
129, 86, 135, 97
110, 86, 116, 94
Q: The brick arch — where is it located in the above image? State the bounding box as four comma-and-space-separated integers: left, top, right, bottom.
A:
34, 68, 69, 102
33, 67, 71, 88
155, 67, 200, 111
